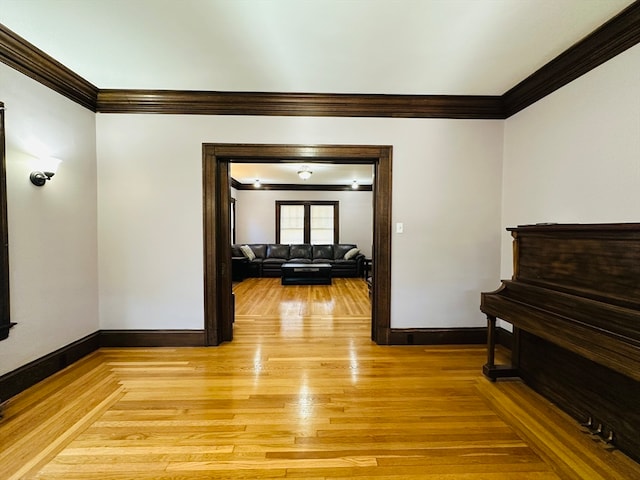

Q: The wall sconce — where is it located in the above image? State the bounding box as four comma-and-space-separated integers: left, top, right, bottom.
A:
30, 157, 61, 187
253, 179, 261, 188
351, 180, 359, 189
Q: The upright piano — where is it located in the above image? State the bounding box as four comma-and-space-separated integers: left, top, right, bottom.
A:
481, 223, 640, 463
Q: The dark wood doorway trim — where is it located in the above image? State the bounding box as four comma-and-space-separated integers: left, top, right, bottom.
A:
202, 143, 392, 345
0, 102, 11, 341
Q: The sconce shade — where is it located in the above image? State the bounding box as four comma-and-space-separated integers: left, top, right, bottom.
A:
30, 171, 55, 186
30, 158, 61, 187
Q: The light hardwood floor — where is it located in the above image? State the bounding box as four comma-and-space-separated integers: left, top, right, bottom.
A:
1, 277, 638, 479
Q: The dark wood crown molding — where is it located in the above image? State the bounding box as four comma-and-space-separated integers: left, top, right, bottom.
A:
230, 177, 243, 190
1, 5, 639, 117
503, 1, 640, 117
97, 90, 504, 119
0, 23, 98, 111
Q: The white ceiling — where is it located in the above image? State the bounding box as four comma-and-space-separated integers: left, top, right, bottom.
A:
0, 0, 633, 184
0, 0, 633, 95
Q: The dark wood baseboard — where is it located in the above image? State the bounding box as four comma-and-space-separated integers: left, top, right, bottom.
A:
385, 326, 512, 348
0, 332, 100, 403
0, 329, 207, 402
387, 327, 487, 345
1, 326, 501, 402
99, 329, 206, 347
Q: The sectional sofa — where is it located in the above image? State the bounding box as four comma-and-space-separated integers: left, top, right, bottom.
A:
232, 243, 365, 277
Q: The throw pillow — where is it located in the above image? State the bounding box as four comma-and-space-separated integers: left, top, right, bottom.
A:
344, 247, 360, 260
240, 244, 256, 261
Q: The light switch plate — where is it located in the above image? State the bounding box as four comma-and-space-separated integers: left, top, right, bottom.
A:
396, 222, 404, 233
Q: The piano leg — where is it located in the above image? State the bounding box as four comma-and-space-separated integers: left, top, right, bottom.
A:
511, 326, 520, 370
483, 315, 519, 381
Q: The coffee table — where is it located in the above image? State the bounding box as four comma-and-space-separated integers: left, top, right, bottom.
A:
281, 263, 332, 285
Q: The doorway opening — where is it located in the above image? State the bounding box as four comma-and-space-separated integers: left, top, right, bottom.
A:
202, 143, 392, 346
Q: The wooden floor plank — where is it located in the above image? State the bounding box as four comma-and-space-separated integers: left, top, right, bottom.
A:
0, 277, 637, 479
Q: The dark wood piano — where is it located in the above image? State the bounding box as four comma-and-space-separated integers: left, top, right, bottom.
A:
481, 223, 640, 463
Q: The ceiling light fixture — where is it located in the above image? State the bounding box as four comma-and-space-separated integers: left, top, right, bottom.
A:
297, 165, 312, 180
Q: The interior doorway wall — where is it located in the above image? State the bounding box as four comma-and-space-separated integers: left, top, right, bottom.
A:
202, 143, 392, 346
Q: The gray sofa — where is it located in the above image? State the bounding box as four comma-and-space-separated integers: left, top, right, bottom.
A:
232, 243, 365, 277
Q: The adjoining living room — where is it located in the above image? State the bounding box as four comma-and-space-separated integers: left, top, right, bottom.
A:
229, 162, 374, 329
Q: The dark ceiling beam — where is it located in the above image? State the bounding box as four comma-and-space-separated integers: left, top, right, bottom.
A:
231, 181, 373, 192
0, 22, 98, 112
503, 1, 640, 117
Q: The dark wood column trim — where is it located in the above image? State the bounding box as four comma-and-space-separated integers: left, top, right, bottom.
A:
202, 147, 233, 345
0, 102, 11, 341
372, 146, 392, 344
0, 23, 98, 111
504, 2, 640, 117
97, 90, 504, 119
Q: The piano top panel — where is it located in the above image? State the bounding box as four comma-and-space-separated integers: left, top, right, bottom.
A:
509, 223, 640, 233
509, 223, 640, 310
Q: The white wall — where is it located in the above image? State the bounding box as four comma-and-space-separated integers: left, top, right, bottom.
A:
235, 189, 373, 257
501, 44, 640, 278
0, 63, 99, 376
96, 115, 503, 330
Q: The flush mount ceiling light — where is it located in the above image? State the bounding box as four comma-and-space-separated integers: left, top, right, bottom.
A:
297, 165, 312, 180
